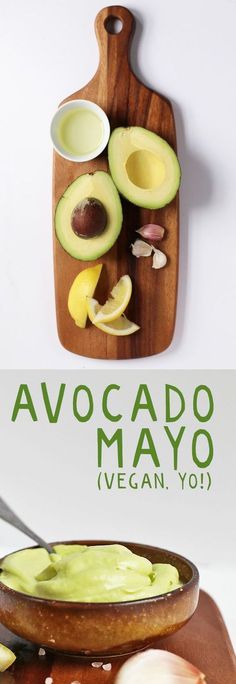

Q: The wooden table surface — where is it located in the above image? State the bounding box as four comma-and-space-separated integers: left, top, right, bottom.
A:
0, 591, 235, 683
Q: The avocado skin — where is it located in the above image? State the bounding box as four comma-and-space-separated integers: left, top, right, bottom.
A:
108, 126, 181, 210
55, 171, 123, 261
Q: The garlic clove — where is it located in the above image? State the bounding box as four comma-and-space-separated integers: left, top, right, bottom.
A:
152, 248, 167, 269
131, 239, 153, 258
115, 649, 206, 684
136, 224, 165, 241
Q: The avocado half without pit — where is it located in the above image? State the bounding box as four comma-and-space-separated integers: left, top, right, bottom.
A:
55, 171, 123, 260
108, 126, 181, 209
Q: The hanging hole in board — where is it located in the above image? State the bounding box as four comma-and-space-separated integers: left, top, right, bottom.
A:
104, 16, 123, 34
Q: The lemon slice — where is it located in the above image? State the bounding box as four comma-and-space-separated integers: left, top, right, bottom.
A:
68, 264, 103, 328
87, 298, 140, 336
0, 644, 16, 672
93, 275, 132, 323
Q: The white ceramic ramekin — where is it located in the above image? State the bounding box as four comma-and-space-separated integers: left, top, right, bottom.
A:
50, 99, 110, 162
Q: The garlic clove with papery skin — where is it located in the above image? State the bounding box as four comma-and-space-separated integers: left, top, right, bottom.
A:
136, 224, 165, 241
131, 240, 167, 270
131, 239, 153, 258
152, 248, 167, 269
115, 649, 206, 684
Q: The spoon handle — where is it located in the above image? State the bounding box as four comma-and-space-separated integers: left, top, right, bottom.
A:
0, 497, 53, 554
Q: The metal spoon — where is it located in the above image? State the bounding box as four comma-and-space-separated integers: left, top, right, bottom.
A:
0, 496, 53, 554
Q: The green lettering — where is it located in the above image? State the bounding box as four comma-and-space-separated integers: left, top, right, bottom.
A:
117, 473, 126, 489
73, 385, 93, 422
129, 473, 138, 489
102, 384, 122, 422
97, 428, 123, 467
164, 426, 185, 469
154, 472, 165, 489
131, 385, 157, 422
192, 429, 213, 468
141, 473, 152, 488
104, 473, 114, 489
11, 385, 37, 422
133, 428, 160, 467
193, 385, 214, 422
166, 384, 185, 422
41, 383, 65, 423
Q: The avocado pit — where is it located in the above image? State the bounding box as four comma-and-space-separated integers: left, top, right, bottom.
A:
71, 197, 107, 239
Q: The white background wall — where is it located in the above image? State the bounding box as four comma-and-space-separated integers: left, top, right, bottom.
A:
0, 0, 236, 368
0, 371, 235, 645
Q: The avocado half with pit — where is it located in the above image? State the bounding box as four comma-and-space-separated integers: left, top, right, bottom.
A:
55, 171, 123, 260
108, 126, 181, 209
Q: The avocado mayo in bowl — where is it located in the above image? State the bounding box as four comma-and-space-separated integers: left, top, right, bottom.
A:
0, 540, 199, 656
0, 543, 182, 602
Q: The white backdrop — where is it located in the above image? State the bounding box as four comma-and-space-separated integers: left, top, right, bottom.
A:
0, 371, 235, 645
0, 0, 236, 369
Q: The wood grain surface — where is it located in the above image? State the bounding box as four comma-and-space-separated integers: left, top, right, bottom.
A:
53, 5, 179, 359
0, 592, 235, 683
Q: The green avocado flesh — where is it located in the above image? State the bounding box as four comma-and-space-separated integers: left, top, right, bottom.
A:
55, 171, 123, 260
108, 126, 181, 209
0, 544, 182, 602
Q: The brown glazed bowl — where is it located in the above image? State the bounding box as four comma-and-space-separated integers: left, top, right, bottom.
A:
0, 540, 199, 657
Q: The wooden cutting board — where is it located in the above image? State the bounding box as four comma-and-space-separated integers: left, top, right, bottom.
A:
0, 592, 235, 683
53, 5, 179, 359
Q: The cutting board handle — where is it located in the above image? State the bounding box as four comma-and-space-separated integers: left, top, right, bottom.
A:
95, 5, 135, 74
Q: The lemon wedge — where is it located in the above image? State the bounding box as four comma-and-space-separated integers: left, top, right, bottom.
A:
87, 298, 139, 336
92, 275, 132, 323
0, 644, 16, 672
68, 264, 103, 328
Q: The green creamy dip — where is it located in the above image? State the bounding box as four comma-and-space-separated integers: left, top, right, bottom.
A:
0, 544, 182, 602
